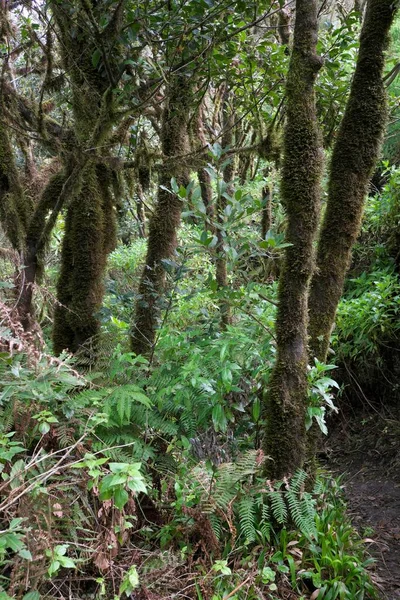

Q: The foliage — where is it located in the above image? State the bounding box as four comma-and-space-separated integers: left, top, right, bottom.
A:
0, 0, 397, 597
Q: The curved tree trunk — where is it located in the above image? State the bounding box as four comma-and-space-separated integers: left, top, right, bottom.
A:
308, 0, 397, 362
262, 0, 323, 479
131, 75, 191, 356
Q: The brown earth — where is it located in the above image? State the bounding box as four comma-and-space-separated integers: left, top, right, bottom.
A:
326, 410, 400, 599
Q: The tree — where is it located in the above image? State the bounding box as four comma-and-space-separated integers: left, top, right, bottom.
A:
263, 0, 397, 478
262, 0, 324, 479
131, 74, 191, 356
308, 0, 397, 362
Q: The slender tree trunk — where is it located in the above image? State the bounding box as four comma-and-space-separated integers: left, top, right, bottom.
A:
136, 183, 146, 238
131, 75, 190, 356
262, 0, 323, 479
261, 176, 273, 240
308, 0, 397, 363
216, 86, 234, 328
196, 103, 215, 231
53, 163, 116, 355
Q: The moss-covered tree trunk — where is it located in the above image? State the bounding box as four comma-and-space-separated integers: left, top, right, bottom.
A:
308, 0, 397, 363
216, 86, 234, 328
131, 76, 190, 356
51, 1, 118, 355
262, 0, 323, 479
195, 104, 215, 231
261, 178, 272, 241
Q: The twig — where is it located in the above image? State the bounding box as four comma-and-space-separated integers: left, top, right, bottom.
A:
222, 576, 251, 600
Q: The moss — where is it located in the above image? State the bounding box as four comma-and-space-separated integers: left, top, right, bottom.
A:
308, 0, 397, 362
131, 75, 191, 356
0, 120, 31, 251
51, 1, 120, 355
262, 0, 323, 479
53, 162, 116, 355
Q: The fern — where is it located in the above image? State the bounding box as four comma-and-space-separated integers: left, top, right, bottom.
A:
260, 499, 271, 541
269, 490, 287, 525
209, 513, 222, 540
290, 469, 307, 494
238, 497, 256, 542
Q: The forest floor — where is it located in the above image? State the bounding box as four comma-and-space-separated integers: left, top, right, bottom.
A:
326, 407, 400, 599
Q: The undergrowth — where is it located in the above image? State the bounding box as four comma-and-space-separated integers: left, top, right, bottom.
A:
0, 323, 377, 599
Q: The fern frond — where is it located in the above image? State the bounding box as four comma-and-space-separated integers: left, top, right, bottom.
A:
238, 497, 256, 542
269, 490, 287, 524
209, 513, 222, 540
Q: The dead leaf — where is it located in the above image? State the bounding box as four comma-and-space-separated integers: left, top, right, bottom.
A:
52, 503, 63, 518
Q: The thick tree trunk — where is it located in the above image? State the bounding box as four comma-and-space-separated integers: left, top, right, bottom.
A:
308, 0, 396, 362
262, 0, 323, 479
131, 76, 190, 356
53, 163, 116, 355
51, 2, 119, 355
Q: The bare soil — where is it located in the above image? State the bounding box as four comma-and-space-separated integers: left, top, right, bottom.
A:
326, 411, 400, 599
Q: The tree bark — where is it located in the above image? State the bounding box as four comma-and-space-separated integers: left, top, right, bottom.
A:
262, 0, 323, 479
308, 0, 397, 362
131, 75, 191, 356
195, 103, 215, 231
216, 86, 234, 328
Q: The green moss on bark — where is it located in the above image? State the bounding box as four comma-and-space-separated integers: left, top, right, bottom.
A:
262, 0, 323, 479
0, 120, 31, 251
51, 1, 119, 354
131, 75, 191, 356
308, 0, 397, 362
53, 163, 116, 355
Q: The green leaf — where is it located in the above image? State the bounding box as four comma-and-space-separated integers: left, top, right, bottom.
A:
39, 422, 50, 435
92, 49, 101, 67
113, 487, 129, 510
59, 556, 76, 569
23, 592, 40, 600
212, 404, 227, 432
18, 548, 33, 561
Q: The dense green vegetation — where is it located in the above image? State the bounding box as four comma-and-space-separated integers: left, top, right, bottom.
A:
1, 0, 400, 598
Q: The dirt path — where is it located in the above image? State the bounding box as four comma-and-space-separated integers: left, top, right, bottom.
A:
327, 418, 400, 599
342, 466, 400, 599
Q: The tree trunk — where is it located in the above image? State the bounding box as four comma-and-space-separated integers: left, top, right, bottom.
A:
51, 2, 119, 355
262, 0, 323, 479
53, 163, 116, 355
216, 86, 234, 328
195, 103, 215, 231
131, 75, 191, 356
261, 177, 272, 241
308, 0, 397, 363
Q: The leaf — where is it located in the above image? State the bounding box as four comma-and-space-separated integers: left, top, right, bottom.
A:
113, 487, 129, 510
212, 404, 227, 433
48, 560, 60, 576
39, 422, 50, 435
18, 549, 32, 561
60, 557, 76, 569
23, 592, 40, 600
127, 478, 147, 494
92, 49, 101, 67
0, 282, 15, 289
